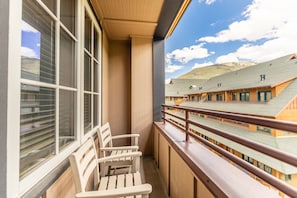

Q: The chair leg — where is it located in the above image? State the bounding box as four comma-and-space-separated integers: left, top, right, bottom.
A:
133, 156, 140, 172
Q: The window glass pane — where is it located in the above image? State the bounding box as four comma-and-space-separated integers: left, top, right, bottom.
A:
60, 0, 76, 35
94, 29, 99, 58
59, 90, 76, 150
84, 10, 92, 52
93, 61, 98, 92
20, 84, 55, 178
22, 0, 56, 84
84, 94, 91, 134
84, 53, 91, 91
60, 29, 76, 87
266, 91, 272, 101
41, 0, 56, 15
93, 95, 98, 127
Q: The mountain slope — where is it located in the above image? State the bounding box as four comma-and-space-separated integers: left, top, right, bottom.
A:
178, 62, 256, 79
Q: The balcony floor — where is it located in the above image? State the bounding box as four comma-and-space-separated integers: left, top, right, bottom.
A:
113, 156, 168, 197
140, 156, 169, 198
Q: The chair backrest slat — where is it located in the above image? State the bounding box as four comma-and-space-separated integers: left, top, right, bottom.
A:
98, 123, 113, 154
69, 138, 100, 193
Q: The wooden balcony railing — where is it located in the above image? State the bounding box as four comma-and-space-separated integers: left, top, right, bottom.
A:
161, 104, 297, 197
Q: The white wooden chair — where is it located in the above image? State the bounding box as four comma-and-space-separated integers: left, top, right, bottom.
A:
69, 138, 152, 198
97, 122, 140, 175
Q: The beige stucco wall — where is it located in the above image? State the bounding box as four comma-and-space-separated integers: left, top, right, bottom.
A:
107, 40, 131, 145
131, 37, 153, 155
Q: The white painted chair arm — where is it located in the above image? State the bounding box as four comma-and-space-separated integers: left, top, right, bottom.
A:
111, 134, 140, 139
97, 151, 142, 163
75, 184, 152, 198
100, 145, 139, 151
112, 134, 139, 146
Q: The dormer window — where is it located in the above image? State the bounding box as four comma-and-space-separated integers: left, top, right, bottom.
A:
217, 83, 222, 87
189, 85, 196, 89
260, 74, 266, 82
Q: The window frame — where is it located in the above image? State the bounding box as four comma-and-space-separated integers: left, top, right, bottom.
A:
14, 0, 102, 195
240, 92, 250, 102
258, 90, 272, 102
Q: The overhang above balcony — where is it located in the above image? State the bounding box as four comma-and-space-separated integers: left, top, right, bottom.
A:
90, 0, 190, 40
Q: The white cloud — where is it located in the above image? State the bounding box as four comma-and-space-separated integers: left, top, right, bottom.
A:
198, 0, 216, 5
21, 46, 38, 58
22, 20, 38, 33
192, 61, 214, 69
166, 43, 212, 64
216, 53, 239, 64
199, 0, 297, 43
199, 0, 297, 63
165, 78, 171, 84
165, 65, 184, 73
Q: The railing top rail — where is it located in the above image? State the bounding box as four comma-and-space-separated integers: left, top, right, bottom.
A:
162, 104, 297, 134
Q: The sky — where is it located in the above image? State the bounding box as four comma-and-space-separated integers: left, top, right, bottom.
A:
21, 21, 41, 59
165, 0, 297, 83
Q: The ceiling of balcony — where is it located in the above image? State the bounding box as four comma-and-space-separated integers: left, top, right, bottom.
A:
90, 0, 190, 40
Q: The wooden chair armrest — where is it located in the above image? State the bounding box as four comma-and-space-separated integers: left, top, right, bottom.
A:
100, 146, 139, 151
111, 134, 140, 140
97, 151, 142, 163
76, 184, 152, 198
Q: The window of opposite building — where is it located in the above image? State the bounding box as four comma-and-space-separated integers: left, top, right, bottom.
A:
231, 92, 237, 101
208, 94, 212, 101
240, 92, 250, 102
216, 93, 224, 101
258, 90, 272, 102
20, 0, 101, 191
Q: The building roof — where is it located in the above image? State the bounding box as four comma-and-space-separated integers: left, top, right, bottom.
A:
201, 54, 297, 93
167, 112, 297, 174
165, 79, 206, 97
179, 78, 297, 118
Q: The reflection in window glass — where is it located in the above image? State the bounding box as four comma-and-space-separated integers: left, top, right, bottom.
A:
59, 90, 76, 150
84, 53, 91, 91
84, 94, 91, 134
84, 10, 92, 52
60, 29, 76, 87
41, 0, 56, 15
93, 95, 98, 126
93, 61, 99, 92
93, 29, 99, 59
22, 0, 56, 84
60, 0, 76, 35
20, 84, 55, 179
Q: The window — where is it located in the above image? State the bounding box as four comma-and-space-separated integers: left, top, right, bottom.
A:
83, 9, 99, 134
257, 126, 272, 134
191, 96, 195, 101
242, 154, 254, 165
240, 92, 250, 102
20, 0, 101, 189
216, 94, 224, 101
257, 162, 272, 174
285, 174, 292, 181
208, 94, 212, 101
258, 90, 272, 102
231, 92, 237, 101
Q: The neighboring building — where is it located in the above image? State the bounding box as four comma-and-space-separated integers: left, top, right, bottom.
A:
165, 79, 207, 105
165, 54, 297, 189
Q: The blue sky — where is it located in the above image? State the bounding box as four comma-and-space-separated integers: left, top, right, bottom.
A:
21, 21, 41, 59
165, 0, 297, 83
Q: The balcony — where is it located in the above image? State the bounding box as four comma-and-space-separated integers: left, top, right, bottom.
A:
35, 104, 297, 198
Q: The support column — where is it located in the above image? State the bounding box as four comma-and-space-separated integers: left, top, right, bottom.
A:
131, 37, 153, 155
153, 39, 165, 122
